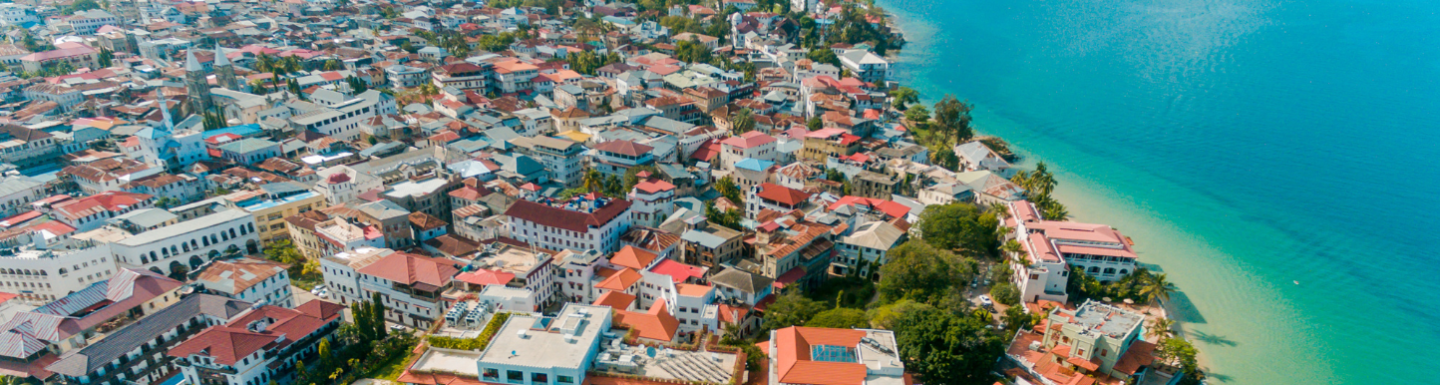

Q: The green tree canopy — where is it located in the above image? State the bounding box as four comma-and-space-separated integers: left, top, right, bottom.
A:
807, 308, 870, 329
891, 307, 1007, 384
917, 203, 1002, 259
932, 95, 974, 144
877, 241, 973, 304
761, 291, 826, 331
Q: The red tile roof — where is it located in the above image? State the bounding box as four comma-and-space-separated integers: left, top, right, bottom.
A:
596, 268, 642, 291
632, 179, 676, 194
771, 327, 870, 385
592, 140, 654, 157
355, 253, 459, 291
503, 198, 632, 233
592, 291, 636, 310
755, 183, 811, 206
649, 260, 705, 284
610, 246, 657, 270
168, 300, 342, 365
614, 300, 680, 342
720, 131, 776, 149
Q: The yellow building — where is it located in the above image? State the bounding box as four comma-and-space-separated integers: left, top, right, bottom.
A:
226, 187, 327, 245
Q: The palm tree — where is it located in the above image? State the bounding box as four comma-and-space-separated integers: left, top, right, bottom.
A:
582, 169, 603, 193
1147, 317, 1177, 341
1139, 273, 1177, 308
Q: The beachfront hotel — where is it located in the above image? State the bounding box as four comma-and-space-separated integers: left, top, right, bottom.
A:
1009, 200, 1140, 303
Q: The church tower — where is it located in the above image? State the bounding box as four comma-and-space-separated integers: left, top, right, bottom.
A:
213, 43, 238, 90
184, 49, 213, 115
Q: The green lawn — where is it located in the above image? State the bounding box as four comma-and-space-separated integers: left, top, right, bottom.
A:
806, 276, 877, 309
365, 349, 415, 381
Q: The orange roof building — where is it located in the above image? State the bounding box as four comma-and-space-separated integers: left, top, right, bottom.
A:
763, 326, 908, 385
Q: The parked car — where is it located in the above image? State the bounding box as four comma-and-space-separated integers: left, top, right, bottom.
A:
978, 294, 993, 307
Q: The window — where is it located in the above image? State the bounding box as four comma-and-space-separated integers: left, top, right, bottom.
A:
506, 370, 524, 384
532, 373, 548, 384
482, 369, 500, 381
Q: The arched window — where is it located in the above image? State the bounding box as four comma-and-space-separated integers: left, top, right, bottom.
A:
203, 236, 211, 246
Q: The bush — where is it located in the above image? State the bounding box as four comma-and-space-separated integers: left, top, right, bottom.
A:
990, 283, 1020, 306
428, 312, 512, 351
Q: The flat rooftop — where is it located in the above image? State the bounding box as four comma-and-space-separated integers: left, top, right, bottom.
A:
1059, 300, 1144, 339
474, 244, 549, 276
385, 178, 449, 199
478, 304, 609, 370
409, 347, 483, 376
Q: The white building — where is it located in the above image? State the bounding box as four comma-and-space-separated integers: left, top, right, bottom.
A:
838, 49, 892, 84
474, 303, 611, 385
287, 90, 397, 142
193, 258, 295, 307
509, 136, 586, 187
0, 224, 117, 304
320, 248, 459, 328
106, 208, 262, 276
626, 179, 676, 228
0, 175, 46, 218
719, 132, 778, 170
168, 300, 344, 385
504, 195, 633, 254
313, 165, 382, 206
0, 4, 37, 27
833, 221, 906, 279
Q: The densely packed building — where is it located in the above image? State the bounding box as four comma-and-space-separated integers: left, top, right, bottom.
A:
0, 1, 1180, 384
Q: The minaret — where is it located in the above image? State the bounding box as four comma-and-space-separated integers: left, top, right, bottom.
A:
213, 43, 238, 90
156, 91, 174, 130
184, 49, 213, 115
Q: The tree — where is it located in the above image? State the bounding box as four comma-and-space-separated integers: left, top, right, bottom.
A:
203, 110, 228, 130
877, 241, 971, 304
1148, 318, 1177, 341
866, 299, 932, 329
1139, 272, 1177, 307
582, 168, 604, 193
807, 308, 869, 329
891, 306, 1006, 384
917, 203, 1002, 259
761, 291, 825, 331
903, 104, 929, 126
317, 338, 331, 364
1002, 305, 1038, 333
932, 95, 974, 144
806, 48, 839, 66
989, 282, 1020, 306
715, 175, 742, 205
731, 108, 755, 134
622, 165, 657, 192
806, 116, 823, 130
97, 48, 113, 67
1156, 338, 1200, 379
889, 87, 918, 111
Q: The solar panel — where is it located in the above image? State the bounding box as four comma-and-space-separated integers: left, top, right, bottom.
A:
810, 345, 856, 363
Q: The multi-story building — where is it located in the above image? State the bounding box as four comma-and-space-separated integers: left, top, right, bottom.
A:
431, 62, 490, 90
468, 239, 561, 311
0, 223, 116, 304
678, 218, 745, 269
1007, 200, 1138, 305
46, 294, 251, 385
355, 200, 416, 249
383, 176, 455, 222
0, 4, 37, 27
745, 183, 812, 219
313, 165, 382, 206
1012, 300, 1158, 383
589, 140, 654, 177
492, 59, 539, 94
627, 179, 676, 228
719, 131, 777, 170
193, 258, 295, 307
763, 326, 908, 385
231, 185, 326, 245
556, 249, 606, 304
385, 64, 431, 88
0, 175, 46, 218
833, 221, 906, 279
21, 82, 84, 111
749, 211, 834, 289
18, 42, 98, 72
45, 191, 156, 232
107, 208, 261, 276
320, 249, 459, 328
800, 127, 861, 162
63, 9, 117, 35
215, 138, 281, 165
505, 195, 633, 254
838, 49, 892, 83
0, 124, 60, 169
473, 304, 612, 385
287, 90, 396, 142
0, 268, 184, 382
508, 136, 586, 186
168, 300, 344, 385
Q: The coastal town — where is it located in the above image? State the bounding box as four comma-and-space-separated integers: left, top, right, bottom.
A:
0, 0, 1204, 384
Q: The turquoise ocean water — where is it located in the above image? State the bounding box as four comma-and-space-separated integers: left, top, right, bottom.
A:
874, 0, 1440, 383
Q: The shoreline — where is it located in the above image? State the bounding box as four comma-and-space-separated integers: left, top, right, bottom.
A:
877, 1, 1201, 369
